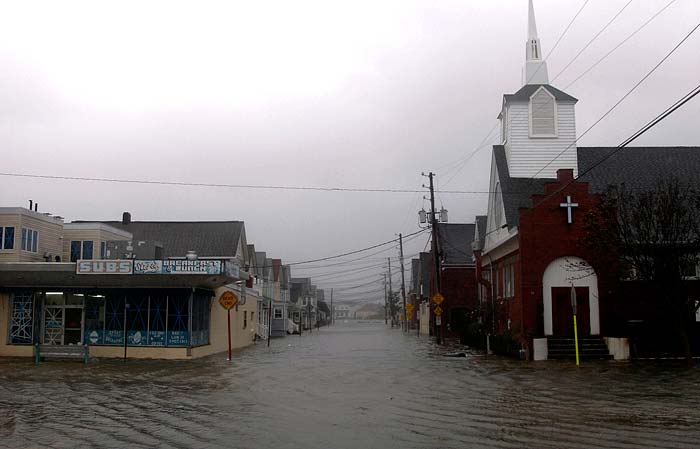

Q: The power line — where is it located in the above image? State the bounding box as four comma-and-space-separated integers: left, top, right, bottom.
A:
291, 232, 428, 270
0, 171, 501, 195
436, 0, 592, 188
550, 0, 634, 83
532, 81, 700, 212
563, 0, 677, 90
531, 19, 700, 179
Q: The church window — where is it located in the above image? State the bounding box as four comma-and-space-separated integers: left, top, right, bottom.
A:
530, 88, 557, 137
531, 39, 539, 59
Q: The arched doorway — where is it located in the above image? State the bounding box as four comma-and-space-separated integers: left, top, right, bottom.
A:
543, 257, 599, 336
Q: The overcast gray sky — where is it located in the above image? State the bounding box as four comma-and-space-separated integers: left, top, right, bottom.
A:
2, 0, 699, 302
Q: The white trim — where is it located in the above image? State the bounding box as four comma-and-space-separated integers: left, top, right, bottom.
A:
0, 207, 64, 224
64, 222, 133, 238
528, 86, 558, 138
542, 257, 600, 336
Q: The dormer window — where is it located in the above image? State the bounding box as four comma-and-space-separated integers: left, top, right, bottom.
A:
529, 87, 557, 137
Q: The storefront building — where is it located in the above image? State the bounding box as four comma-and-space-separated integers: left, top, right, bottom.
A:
0, 259, 256, 359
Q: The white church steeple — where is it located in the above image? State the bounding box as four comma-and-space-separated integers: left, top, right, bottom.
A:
523, 0, 549, 85
498, 0, 579, 179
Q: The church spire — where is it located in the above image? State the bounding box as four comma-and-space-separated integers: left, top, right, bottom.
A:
523, 0, 549, 85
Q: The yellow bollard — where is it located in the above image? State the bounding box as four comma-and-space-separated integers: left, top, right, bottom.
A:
573, 314, 580, 366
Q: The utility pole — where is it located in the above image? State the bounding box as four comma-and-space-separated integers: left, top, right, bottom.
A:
388, 257, 394, 328
428, 172, 443, 345
307, 295, 312, 334
399, 233, 408, 333
383, 273, 388, 325
330, 288, 334, 326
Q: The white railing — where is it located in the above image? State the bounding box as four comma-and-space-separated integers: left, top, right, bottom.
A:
256, 322, 269, 340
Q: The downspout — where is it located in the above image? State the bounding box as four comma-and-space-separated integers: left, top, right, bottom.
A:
483, 253, 495, 355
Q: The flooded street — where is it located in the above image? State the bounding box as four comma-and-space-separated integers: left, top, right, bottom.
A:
2, 321, 700, 449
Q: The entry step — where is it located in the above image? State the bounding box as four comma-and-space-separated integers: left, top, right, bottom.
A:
546, 337, 613, 360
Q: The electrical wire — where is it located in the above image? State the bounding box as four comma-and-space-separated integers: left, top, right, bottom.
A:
0, 171, 506, 195
549, 0, 634, 83
530, 19, 700, 179
532, 81, 700, 212
563, 0, 677, 90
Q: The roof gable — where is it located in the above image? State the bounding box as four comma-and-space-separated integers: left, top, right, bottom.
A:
437, 223, 476, 266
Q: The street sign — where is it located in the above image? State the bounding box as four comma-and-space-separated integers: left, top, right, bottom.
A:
436, 316, 442, 326
405, 303, 414, 312
432, 293, 444, 305
219, 291, 239, 310
406, 311, 411, 320
433, 306, 443, 316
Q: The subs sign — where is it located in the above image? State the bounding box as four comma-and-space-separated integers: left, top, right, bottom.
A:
77, 260, 133, 274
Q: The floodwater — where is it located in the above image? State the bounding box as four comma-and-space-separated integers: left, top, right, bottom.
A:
2, 322, 700, 449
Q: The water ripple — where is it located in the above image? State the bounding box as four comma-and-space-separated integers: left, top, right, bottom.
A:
2, 321, 700, 448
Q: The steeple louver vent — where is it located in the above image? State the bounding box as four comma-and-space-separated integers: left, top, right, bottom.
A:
530, 88, 556, 136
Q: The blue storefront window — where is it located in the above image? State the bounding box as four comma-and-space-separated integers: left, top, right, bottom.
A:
148, 295, 167, 346
167, 295, 189, 346
10, 292, 34, 344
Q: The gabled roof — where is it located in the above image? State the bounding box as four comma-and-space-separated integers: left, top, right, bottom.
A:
504, 84, 577, 103
255, 252, 267, 277
577, 147, 700, 192
491, 146, 700, 230
474, 215, 488, 251
437, 223, 476, 266
92, 220, 245, 259
493, 145, 553, 228
280, 265, 291, 289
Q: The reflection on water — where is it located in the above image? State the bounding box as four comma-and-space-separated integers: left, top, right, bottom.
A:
2, 321, 700, 448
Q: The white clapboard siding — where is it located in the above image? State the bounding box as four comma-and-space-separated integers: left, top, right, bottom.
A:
505, 101, 577, 178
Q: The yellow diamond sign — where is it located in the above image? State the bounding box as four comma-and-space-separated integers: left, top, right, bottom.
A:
432, 293, 444, 305
433, 305, 443, 316
405, 303, 414, 312
406, 311, 411, 319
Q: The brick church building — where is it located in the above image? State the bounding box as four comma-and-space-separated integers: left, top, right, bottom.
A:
474, 0, 700, 360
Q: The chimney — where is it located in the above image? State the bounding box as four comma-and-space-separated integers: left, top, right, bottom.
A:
122, 212, 131, 225
34, 203, 38, 212
29, 200, 33, 211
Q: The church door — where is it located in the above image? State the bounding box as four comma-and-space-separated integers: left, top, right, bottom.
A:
551, 287, 590, 336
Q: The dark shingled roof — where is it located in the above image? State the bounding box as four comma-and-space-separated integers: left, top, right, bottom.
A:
504, 84, 578, 103
577, 147, 700, 192
492, 145, 700, 229
95, 221, 244, 258
437, 223, 476, 266
493, 145, 553, 228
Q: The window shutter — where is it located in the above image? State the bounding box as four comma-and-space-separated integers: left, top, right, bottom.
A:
531, 89, 556, 136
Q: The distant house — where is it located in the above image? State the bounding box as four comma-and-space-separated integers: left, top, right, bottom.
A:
354, 303, 384, 320
334, 305, 351, 319
0, 206, 65, 262
427, 223, 477, 338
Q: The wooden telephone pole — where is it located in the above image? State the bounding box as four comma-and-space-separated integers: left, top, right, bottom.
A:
427, 172, 443, 344
399, 233, 408, 333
